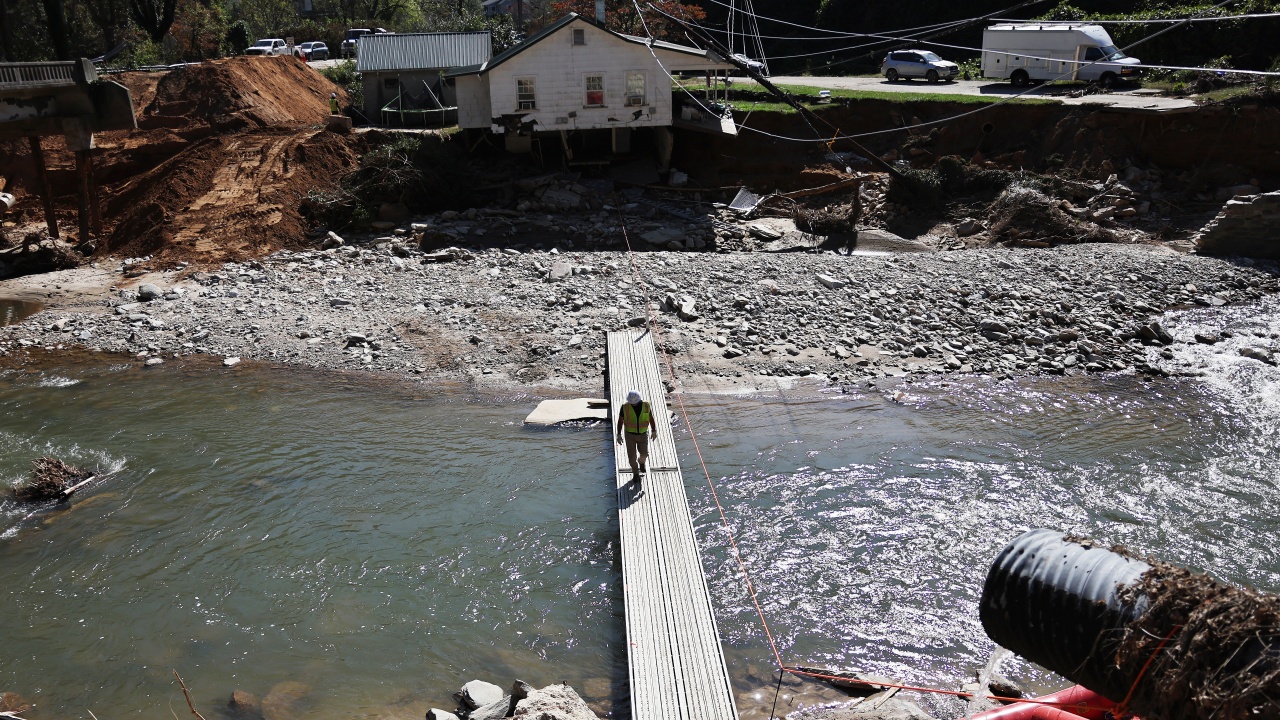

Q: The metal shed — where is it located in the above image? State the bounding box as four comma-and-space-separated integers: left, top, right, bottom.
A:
355, 32, 491, 125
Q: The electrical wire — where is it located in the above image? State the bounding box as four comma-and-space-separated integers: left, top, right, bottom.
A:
994, 11, 1280, 23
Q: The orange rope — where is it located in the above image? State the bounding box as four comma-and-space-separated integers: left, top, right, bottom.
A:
613, 213, 1115, 715
1116, 625, 1180, 716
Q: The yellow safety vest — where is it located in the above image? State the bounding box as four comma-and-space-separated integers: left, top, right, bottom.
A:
622, 402, 651, 433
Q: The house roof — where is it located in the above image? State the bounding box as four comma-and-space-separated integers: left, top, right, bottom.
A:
445, 13, 718, 78
356, 32, 492, 73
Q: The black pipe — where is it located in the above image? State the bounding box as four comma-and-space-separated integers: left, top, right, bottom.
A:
978, 528, 1150, 701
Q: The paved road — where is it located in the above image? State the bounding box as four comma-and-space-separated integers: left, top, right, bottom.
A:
743, 75, 1199, 113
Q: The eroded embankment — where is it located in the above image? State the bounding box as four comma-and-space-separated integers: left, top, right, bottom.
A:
676, 100, 1280, 191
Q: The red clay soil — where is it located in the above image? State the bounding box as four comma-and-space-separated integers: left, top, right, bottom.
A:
1, 56, 356, 266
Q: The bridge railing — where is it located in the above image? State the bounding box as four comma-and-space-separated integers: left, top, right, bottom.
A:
0, 61, 83, 90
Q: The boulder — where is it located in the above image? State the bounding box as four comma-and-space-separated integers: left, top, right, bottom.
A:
468, 695, 512, 720
460, 680, 504, 710
137, 283, 163, 301
229, 690, 261, 717
677, 298, 699, 322
321, 231, 345, 249
1240, 347, 1276, 365
513, 683, 599, 720
425, 710, 460, 720
261, 681, 310, 720
379, 202, 411, 223
548, 261, 573, 281
641, 228, 684, 246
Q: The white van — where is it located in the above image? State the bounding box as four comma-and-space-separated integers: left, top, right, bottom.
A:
981, 23, 1142, 87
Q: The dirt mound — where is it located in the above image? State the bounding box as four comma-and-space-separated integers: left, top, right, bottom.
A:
0, 58, 360, 266
143, 56, 346, 130
105, 128, 360, 263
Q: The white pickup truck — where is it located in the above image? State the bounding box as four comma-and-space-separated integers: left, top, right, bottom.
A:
244, 39, 290, 56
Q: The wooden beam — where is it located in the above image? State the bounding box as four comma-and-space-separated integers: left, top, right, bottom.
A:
27, 136, 58, 239
75, 149, 90, 241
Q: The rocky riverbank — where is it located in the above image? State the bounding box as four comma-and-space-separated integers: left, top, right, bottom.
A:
0, 232, 1277, 392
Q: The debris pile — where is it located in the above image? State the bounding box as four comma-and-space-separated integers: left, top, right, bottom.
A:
12, 456, 92, 502
986, 185, 1124, 247
1116, 560, 1280, 720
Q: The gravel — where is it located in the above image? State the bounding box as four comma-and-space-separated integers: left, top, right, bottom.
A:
2, 236, 1278, 392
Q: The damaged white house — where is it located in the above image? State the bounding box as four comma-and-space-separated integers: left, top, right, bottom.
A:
445, 13, 734, 162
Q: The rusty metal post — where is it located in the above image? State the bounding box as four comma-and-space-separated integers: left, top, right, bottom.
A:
26, 136, 59, 239
75, 149, 90, 241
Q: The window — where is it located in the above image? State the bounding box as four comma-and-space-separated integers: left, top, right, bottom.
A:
584, 74, 604, 107
625, 72, 646, 106
573, 28, 585, 45
517, 77, 536, 110
1083, 47, 1104, 61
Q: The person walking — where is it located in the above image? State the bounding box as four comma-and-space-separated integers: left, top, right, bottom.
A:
329, 92, 340, 115
616, 390, 657, 483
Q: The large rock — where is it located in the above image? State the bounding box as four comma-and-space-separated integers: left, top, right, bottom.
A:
137, 283, 163, 301
548, 261, 573, 281
261, 681, 310, 720
460, 680, 504, 710
468, 695, 512, 720
228, 690, 261, 717
513, 683, 599, 720
805, 695, 935, 720
425, 710, 460, 720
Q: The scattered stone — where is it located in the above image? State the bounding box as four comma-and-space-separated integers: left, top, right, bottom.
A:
137, 283, 163, 301
1194, 332, 1221, 344
223, 357, 241, 367
145, 357, 164, 366
513, 683, 598, 720
425, 710, 460, 720
460, 680, 504, 710
549, 261, 573, 281
321, 231, 345, 249
1239, 346, 1276, 365
816, 273, 846, 290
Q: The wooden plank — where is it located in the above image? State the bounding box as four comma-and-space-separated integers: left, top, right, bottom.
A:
607, 330, 738, 720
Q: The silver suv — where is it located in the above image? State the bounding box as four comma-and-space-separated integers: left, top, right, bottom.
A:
881, 50, 959, 83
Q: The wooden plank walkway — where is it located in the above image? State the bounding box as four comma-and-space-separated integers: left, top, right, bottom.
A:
606, 330, 738, 720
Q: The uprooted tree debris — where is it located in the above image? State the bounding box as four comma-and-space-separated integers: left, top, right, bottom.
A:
1115, 560, 1280, 720
12, 456, 95, 503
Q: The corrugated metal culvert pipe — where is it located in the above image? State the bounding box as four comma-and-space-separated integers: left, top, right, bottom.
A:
979, 528, 1151, 702
978, 529, 1280, 720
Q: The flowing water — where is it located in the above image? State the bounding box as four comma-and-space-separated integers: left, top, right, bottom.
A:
2, 296, 1280, 720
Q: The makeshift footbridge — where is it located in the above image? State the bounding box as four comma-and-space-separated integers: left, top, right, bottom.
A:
606, 329, 738, 720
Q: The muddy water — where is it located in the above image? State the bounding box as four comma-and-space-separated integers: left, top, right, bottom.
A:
0, 298, 42, 327
2, 297, 1280, 719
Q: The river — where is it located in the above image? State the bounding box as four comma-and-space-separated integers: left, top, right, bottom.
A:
2, 296, 1278, 720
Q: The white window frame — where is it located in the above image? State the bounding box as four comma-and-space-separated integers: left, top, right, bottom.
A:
624, 71, 646, 106
516, 76, 536, 111
584, 73, 605, 108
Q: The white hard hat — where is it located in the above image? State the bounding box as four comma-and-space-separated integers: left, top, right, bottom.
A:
626, 390, 641, 403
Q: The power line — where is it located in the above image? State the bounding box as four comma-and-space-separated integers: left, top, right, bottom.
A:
994, 12, 1280, 24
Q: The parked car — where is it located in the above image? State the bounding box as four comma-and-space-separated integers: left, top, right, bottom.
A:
981, 23, 1142, 87
340, 28, 387, 58
881, 49, 960, 83
245, 39, 289, 56
294, 41, 329, 61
